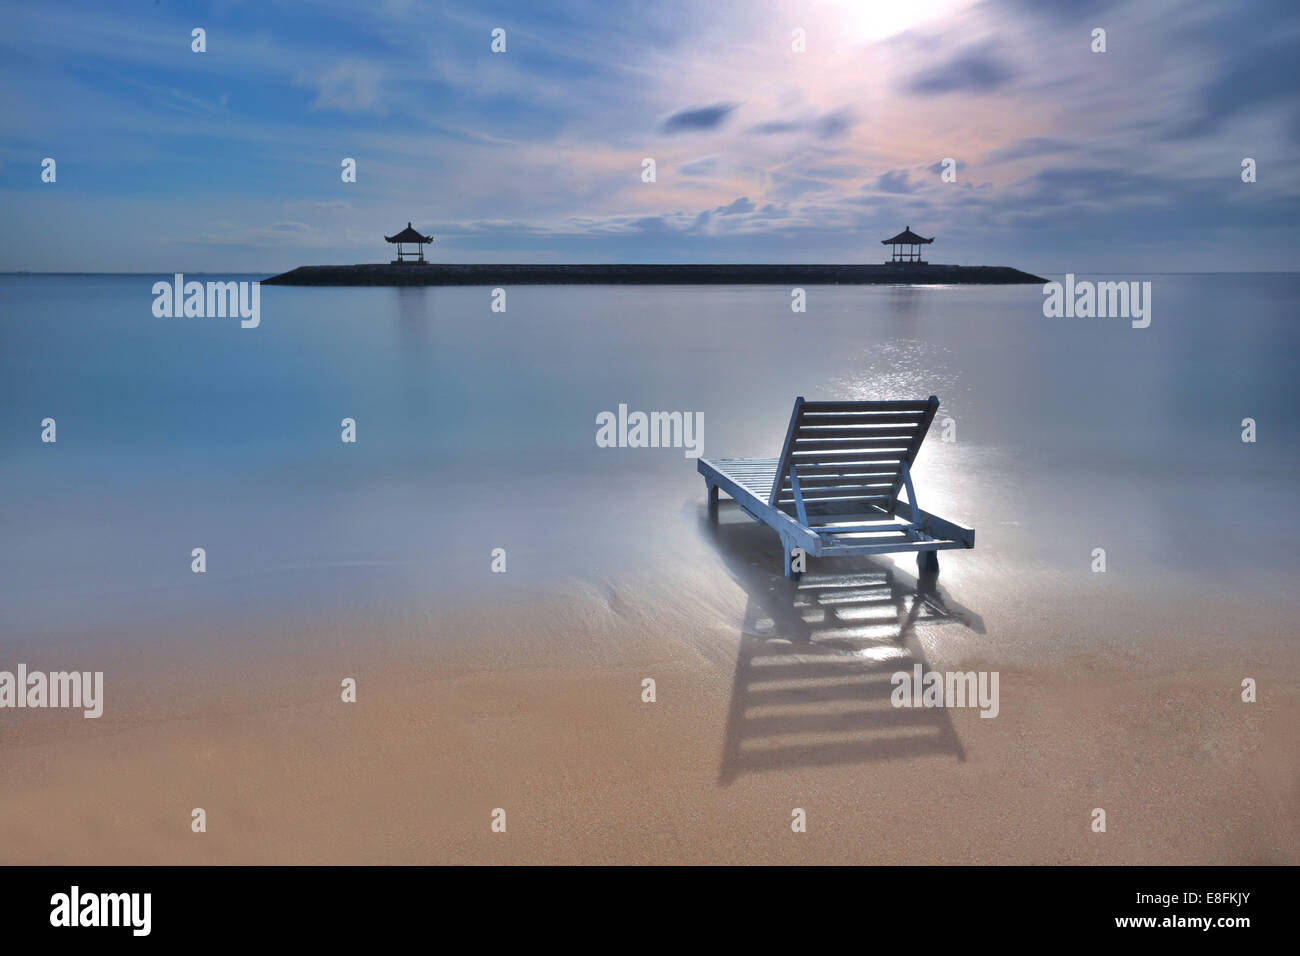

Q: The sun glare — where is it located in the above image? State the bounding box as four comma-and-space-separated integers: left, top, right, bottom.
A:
829, 0, 969, 42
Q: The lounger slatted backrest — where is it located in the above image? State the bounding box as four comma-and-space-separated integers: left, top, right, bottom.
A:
768, 396, 940, 519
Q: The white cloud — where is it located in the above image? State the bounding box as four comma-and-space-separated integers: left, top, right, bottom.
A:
296, 60, 386, 113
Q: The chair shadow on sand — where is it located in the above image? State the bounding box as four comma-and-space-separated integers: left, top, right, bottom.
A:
701, 502, 986, 785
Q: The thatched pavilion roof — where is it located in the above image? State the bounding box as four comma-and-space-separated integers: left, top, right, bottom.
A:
385, 223, 433, 244
881, 227, 933, 245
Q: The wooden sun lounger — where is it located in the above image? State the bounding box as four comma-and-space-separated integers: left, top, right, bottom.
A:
698, 396, 974, 577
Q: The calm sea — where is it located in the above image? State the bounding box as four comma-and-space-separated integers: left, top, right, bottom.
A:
2, 273, 1297, 647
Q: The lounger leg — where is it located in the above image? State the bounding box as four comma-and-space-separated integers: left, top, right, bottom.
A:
918, 549, 939, 574
781, 534, 801, 579
707, 482, 719, 514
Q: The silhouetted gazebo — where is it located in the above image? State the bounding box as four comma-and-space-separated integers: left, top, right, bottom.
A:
881, 226, 933, 264
385, 222, 434, 264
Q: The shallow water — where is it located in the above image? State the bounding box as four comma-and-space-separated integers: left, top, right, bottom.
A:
2, 273, 1297, 647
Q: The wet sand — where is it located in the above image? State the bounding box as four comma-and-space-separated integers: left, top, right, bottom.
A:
2, 508, 1296, 865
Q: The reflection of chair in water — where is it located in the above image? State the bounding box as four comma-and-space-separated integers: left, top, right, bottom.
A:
702, 510, 984, 785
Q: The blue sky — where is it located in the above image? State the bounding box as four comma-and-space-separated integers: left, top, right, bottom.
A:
1, 0, 1297, 272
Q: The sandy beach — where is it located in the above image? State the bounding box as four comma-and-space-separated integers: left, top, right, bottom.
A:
3, 503, 1296, 866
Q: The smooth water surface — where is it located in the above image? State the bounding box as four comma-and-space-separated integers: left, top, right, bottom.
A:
2, 274, 1297, 646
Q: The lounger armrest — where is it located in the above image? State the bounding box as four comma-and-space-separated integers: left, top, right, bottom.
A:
892, 502, 974, 548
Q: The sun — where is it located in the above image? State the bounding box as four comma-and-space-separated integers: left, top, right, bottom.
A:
826, 0, 970, 42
